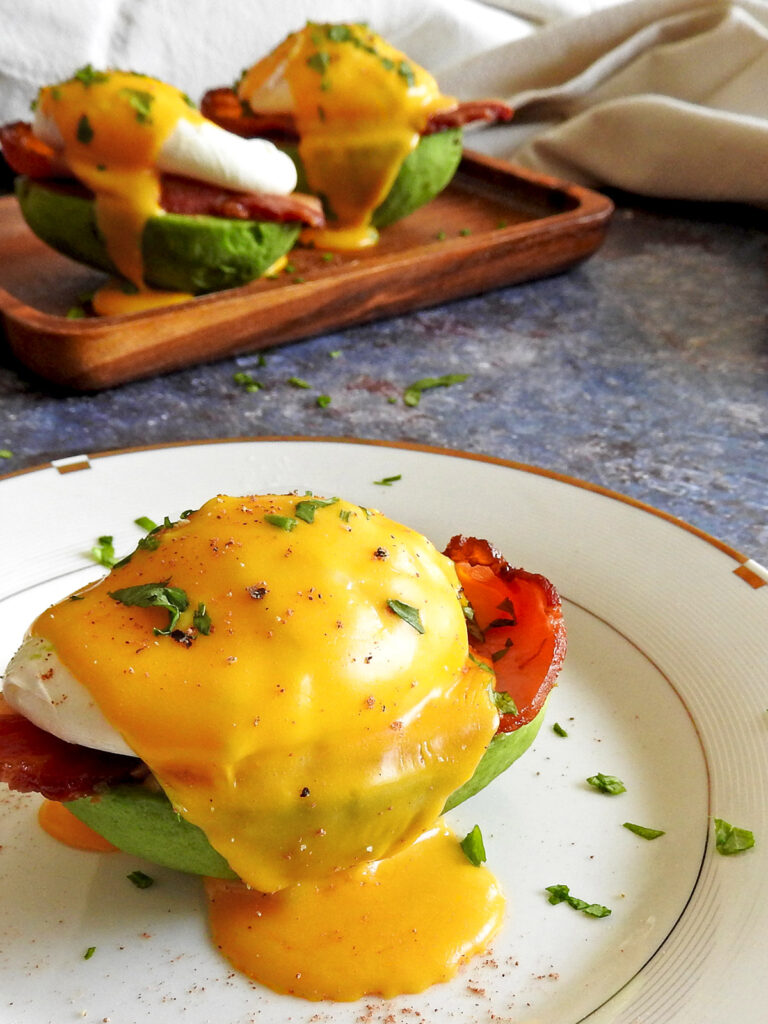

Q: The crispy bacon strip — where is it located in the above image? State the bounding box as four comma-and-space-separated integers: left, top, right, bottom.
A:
444, 536, 566, 733
200, 87, 514, 139
0, 122, 324, 227
160, 174, 324, 226
0, 708, 140, 801
200, 88, 300, 140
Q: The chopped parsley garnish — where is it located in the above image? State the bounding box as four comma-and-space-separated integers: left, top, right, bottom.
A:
288, 376, 312, 389
552, 722, 568, 737
108, 582, 189, 635
83, 945, 96, 960
233, 371, 262, 393
397, 60, 415, 87
545, 884, 611, 918
460, 825, 487, 866
587, 772, 626, 795
306, 51, 331, 74
193, 602, 212, 635
339, 508, 352, 523
328, 348, 341, 357
295, 496, 338, 522
90, 535, 116, 567
66, 305, 87, 319
127, 870, 154, 889
317, 394, 332, 408
493, 690, 518, 714
459, 227, 472, 236
435, 230, 446, 240
0, 449, 13, 459
623, 822, 665, 840
135, 516, 158, 532
120, 87, 155, 123
74, 65, 109, 87
714, 817, 755, 855
491, 638, 514, 662
264, 513, 298, 531
326, 24, 354, 42
468, 652, 494, 675
403, 373, 469, 407
76, 114, 94, 144
373, 474, 401, 486
387, 599, 424, 634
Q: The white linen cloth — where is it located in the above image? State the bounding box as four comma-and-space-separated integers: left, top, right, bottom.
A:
1, 0, 767, 205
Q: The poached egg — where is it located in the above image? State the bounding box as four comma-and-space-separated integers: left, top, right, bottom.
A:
3, 494, 505, 1000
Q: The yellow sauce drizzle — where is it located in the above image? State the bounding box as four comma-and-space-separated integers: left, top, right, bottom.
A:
205, 821, 505, 1000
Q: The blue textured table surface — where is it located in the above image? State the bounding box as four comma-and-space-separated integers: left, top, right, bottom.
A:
1, 194, 766, 565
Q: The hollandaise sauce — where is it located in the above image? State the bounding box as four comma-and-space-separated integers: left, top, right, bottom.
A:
32, 494, 503, 999
36, 69, 204, 313
238, 24, 455, 250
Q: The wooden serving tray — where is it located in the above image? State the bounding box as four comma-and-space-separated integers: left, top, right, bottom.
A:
0, 152, 613, 390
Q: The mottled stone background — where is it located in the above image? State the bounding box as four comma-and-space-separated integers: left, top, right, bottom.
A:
1, 195, 766, 563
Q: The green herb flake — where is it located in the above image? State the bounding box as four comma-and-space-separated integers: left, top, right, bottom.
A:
326, 24, 354, 42
387, 599, 425, 634
397, 61, 415, 87
76, 114, 94, 145
545, 884, 611, 918
493, 690, 518, 714
74, 65, 109, 87
553, 722, 568, 737
307, 51, 331, 74
127, 870, 154, 889
322, 254, 335, 264
435, 230, 446, 240
459, 227, 472, 237
295, 496, 338, 523
193, 602, 212, 636
83, 945, 96, 960
135, 516, 158, 532
264, 513, 298, 532
714, 817, 755, 855
404, 373, 469, 407
90, 535, 116, 567
373, 474, 401, 486
108, 582, 189, 636
120, 87, 155, 123
0, 449, 12, 459
66, 304, 87, 319
288, 376, 312, 389
468, 652, 494, 676
339, 508, 353, 523
460, 824, 487, 866
316, 394, 332, 408
587, 772, 626, 795
623, 822, 665, 840
233, 371, 262, 393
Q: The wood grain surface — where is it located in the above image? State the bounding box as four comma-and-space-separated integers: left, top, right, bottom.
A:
0, 152, 613, 390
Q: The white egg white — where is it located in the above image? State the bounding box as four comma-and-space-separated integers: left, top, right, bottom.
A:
31, 107, 297, 197
3, 636, 134, 757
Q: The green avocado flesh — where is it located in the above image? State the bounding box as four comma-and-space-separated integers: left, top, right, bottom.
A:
64, 698, 548, 879
285, 126, 463, 229
14, 176, 300, 294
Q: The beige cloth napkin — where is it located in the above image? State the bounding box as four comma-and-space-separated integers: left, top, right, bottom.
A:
443, 0, 768, 205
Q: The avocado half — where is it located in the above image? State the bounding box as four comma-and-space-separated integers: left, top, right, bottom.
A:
15, 176, 301, 295
64, 696, 547, 879
286, 126, 463, 230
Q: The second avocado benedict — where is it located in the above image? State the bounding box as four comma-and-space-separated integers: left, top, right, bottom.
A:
0, 67, 324, 315
203, 23, 513, 250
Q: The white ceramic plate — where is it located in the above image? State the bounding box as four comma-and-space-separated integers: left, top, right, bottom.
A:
1, 438, 766, 1024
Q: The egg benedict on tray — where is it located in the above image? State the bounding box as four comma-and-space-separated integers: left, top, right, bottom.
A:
0, 493, 564, 1001
202, 23, 513, 250
0, 67, 324, 315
